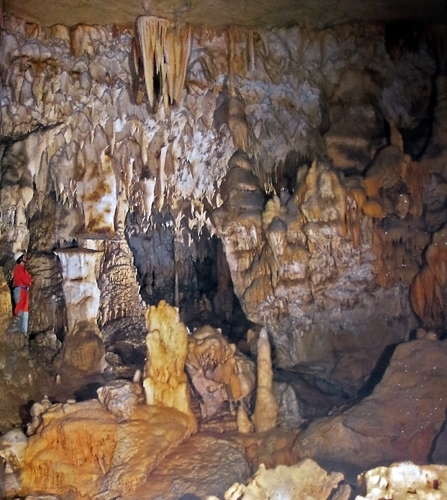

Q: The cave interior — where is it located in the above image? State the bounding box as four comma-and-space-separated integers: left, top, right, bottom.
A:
1, 0, 447, 498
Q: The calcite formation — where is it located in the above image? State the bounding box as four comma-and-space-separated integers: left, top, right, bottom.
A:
143, 300, 195, 422
0, 268, 12, 338
54, 247, 102, 331
357, 462, 447, 500
136, 16, 192, 108
0, 429, 28, 497
1, 10, 447, 499
252, 328, 278, 433
223, 459, 348, 500
0, 14, 442, 399
186, 324, 255, 419
411, 226, 447, 329
129, 434, 251, 499
19, 397, 195, 499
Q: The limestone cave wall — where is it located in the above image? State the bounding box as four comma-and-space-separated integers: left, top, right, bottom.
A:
0, 15, 446, 398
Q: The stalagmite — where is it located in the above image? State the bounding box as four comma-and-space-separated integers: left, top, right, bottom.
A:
252, 328, 278, 433
143, 300, 196, 425
237, 404, 254, 434
136, 16, 191, 108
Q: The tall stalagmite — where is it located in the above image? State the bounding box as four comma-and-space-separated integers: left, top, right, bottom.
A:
252, 328, 278, 433
143, 300, 196, 425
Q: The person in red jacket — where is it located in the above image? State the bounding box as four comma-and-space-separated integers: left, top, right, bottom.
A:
12, 254, 32, 334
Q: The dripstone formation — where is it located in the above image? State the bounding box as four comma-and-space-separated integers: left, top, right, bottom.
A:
1, 6, 447, 499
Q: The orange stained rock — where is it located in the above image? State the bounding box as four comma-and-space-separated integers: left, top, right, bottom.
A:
402, 160, 427, 217
345, 187, 367, 248
362, 199, 385, 219
411, 229, 447, 327
144, 300, 196, 425
20, 400, 196, 499
297, 161, 346, 225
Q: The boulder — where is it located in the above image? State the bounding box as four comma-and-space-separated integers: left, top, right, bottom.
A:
129, 434, 251, 499
296, 340, 447, 471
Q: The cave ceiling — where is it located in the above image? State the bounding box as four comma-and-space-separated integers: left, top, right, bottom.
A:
4, 0, 447, 27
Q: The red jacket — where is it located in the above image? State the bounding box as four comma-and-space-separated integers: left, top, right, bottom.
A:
13, 263, 32, 314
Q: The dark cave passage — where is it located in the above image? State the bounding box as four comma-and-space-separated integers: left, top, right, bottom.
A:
126, 210, 253, 344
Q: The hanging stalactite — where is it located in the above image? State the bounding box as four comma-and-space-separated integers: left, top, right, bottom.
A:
136, 16, 192, 109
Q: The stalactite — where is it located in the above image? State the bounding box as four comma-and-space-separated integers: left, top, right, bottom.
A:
136, 16, 191, 109
227, 27, 257, 89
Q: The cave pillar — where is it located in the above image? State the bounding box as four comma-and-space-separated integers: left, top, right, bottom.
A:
55, 247, 103, 332
54, 247, 105, 373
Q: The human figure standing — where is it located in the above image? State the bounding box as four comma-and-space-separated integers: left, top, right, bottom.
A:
12, 255, 32, 335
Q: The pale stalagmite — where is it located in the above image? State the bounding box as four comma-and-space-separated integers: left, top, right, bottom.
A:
252, 328, 278, 433
143, 300, 196, 425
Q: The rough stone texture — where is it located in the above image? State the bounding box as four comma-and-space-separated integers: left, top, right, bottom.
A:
235, 428, 300, 470
57, 320, 105, 374
213, 155, 418, 393
222, 459, 346, 500
26, 253, 65, 359
97, 238, 148, 373
97, 379, 145, 421
0, 268, 12, 328
5, 0, 447, 28
357, 462, 447, 499
0, 327, 54, 433
273, 381, 304, 429
186, 324, 255, 419
128, 433, 251, 500
0, 428, 28, 498
20, 399, 196, 499
0, 12, 446, 434
296, 340, 447, 471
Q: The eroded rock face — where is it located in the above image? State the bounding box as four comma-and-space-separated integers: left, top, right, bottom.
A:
0, 13, 445, 422
296, 339, 447, 471
129, 434, 251, 500
213, 155, 417, 393
20, 399, 195, 499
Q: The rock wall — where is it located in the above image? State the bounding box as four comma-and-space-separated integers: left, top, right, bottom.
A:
0, 15, 444, 394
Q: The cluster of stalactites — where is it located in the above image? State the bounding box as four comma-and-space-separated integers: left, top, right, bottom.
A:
136, 16, 192, 108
